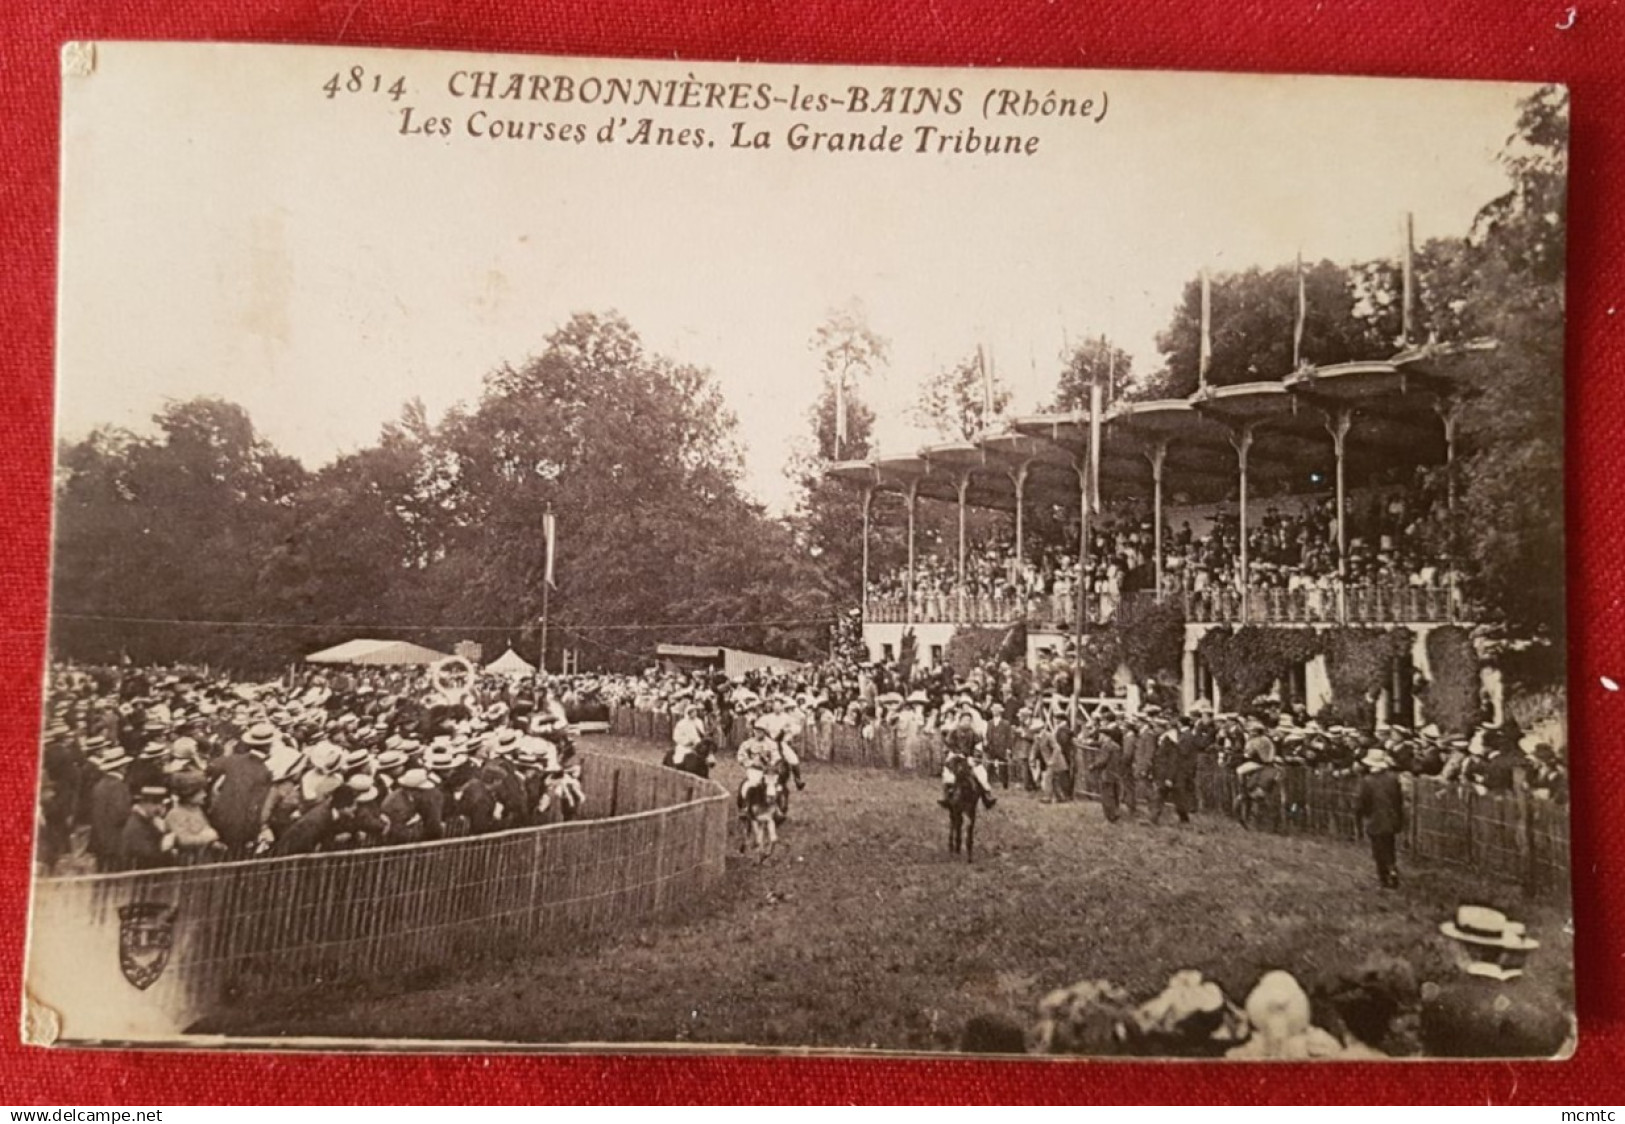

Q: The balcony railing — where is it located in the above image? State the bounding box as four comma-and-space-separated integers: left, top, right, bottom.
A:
864, 584, 1460, 629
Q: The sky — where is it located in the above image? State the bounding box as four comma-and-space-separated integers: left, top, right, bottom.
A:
56, 43, 1538, 514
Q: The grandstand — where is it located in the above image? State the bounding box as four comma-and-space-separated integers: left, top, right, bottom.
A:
828, 348, 1488, 720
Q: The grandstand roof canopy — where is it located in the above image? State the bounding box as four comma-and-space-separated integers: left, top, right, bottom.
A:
830, 353, 1464, 511
305, 638, 452, 666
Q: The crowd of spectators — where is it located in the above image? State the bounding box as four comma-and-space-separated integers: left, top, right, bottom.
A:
867, 473, 1456, 624
38, 630, 1565, 877
612, 655, 1568, 807
36, 662, 609, 875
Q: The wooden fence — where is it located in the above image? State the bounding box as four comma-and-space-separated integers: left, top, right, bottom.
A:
26, 752, 730, 1044
612, 707, 1569, 900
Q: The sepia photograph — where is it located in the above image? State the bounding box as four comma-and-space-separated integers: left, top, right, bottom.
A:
26, 41, 1570, 1059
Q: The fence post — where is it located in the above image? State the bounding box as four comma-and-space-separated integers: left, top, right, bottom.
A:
1519, 791, 1536, 895
1463, 786, 1475, 866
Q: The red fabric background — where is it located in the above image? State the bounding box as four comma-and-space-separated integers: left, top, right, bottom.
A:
1, 0, 1621, 1104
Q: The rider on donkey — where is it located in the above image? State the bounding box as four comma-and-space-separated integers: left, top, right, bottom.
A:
761, 695, 806, 791
670, 701, 709, 771
1235, 717, 1277, 778
736, 716, 784, 816
939, 707, 997, 810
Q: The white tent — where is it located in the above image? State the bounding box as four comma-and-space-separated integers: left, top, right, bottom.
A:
305, 638, 451, 666
485, 647, 537, 677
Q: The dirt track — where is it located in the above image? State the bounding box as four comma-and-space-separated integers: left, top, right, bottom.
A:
212, 735, 1573, 1053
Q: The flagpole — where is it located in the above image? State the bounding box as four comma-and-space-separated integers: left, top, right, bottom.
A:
835, 342, 851, 459
1103, 333, 1115, 407
540, 502, 554, 676
1198, 267, 1212, 389
1070, 373, 1103, 728
1293, 251, 1306, 370
978, 343, 993, 428
1401, 212, 1416, 347
540, 572, 550, 676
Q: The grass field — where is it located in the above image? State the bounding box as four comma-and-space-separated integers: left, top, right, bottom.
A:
211, 734, 1573, 1054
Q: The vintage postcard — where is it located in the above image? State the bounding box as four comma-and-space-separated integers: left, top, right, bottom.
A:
28, 41, 1571, 1058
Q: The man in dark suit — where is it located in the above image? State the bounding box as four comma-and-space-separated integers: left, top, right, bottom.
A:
207, 721, 276, 856
1356, 748, 1405, 888
1088, 722, 1125, 823
1173, 715, 1202, 823
1149, 717, 1180, 825
449, 760, 497, 834
121, 786, 175, 870
272, 787, 357, 856
984, 703, 1015, 789
88, 748, 134, 873
39, 723, 86, 872
1125, 713, 1157, 818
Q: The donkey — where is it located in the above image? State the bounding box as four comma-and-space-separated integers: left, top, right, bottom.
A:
944, 755, 981, 862
741, 773, 781, 862
1234, 761, 1284, 831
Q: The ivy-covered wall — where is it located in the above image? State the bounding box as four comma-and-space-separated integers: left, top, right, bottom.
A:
1195, 625, 1418, 727
1419, 624, 1485, 735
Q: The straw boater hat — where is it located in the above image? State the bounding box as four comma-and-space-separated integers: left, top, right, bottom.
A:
305, 740, 343, 774
240, 721, 278, 755
397, 768, 435, 791
1440, 905, 1540, 952
907, 691, 929, 705
373, 748, 409, 773
93, 745, 134, 772
1361, 748, 1392, 770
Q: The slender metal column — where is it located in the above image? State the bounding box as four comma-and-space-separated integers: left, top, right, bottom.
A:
1010, 459, 1030, 609
1070, 457, 1092, 723
1325, 408, 1352, 624
956, 473, 971, 623
1146, 439, 1168, 602
1436, 399, 1462, 621
1229, 424, 1255, 624
860, 485, 873, 623
905, 480, 919, 628
1436, 400, 1460, 515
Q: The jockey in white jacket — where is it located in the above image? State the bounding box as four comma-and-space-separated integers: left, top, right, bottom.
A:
759, 696, 805, 790
736, 720, 784, 811
671, 705, 707, 767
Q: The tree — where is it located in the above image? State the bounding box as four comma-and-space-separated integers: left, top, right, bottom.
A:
428, 311, 822, 667
811, 300, 889, 461
1054, 337, 1135, 411
787, 306, 904, 614
1134, 260, 1390, 400
50, 312, 837, 672
51, 399, 310, 667
1440, 86, 1567, 648
914, 349, 1011, 440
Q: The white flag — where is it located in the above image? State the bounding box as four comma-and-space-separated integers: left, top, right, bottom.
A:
834, 372, 847, 452
543, 511, 557, 589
